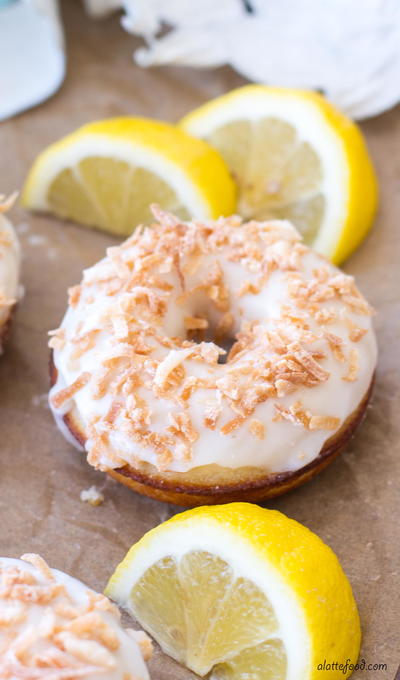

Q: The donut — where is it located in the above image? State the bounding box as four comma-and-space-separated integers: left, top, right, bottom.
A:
0, 195, 20, 353
0, 554, 151, 679
49, 207, 376, 505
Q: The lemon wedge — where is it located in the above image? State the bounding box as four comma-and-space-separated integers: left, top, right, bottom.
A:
22, 117, 236, 236
106, 503, 361, 680
181, 85, 378, 263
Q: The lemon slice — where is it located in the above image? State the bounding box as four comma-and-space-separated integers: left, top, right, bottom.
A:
181, 85, 378, 263
106, 503, 361, 680
22, 117, 236, 236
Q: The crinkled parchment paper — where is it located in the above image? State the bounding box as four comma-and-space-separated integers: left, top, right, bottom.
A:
0, 3, 398, 678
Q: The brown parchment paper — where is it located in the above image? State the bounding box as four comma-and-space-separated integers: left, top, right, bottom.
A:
0, 2, 399, 678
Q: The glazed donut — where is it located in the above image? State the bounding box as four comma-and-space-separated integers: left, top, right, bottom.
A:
49, 207, 376, 505
0, 195, 20, 353
0, 554, 151, 679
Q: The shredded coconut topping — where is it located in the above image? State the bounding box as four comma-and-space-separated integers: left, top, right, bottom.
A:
0, 556, 150, 680
0, 195, 19, 326
0, 192, 18, 215
50, 207, 375, 474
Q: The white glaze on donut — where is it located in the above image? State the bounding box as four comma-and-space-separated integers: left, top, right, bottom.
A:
0, 209, 20, 337
0, 555, 151, 679
49, 208, 377, 475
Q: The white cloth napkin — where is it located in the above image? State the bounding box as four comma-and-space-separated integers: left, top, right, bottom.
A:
117, 0, 400, 120
2, 0, 400, 121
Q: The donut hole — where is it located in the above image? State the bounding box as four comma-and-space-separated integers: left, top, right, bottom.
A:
185, 322, 236, 363
217, 337, 236, 363
182, 293, 238, 364
187, 328, 235, 363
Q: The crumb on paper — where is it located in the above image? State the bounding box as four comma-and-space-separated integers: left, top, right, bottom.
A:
80, 485, 104, 506
31, 392, 49, 407
28, 233, 48, 247
47, 247, 58, 260
18, 284, 25, 302
16, 222, 30, 235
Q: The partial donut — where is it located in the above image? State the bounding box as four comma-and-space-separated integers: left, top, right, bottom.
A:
0, 195, 20, 354
0, 554, 151, 679
49, 207, 377, 505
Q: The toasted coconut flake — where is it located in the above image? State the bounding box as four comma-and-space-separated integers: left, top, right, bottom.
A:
274, 402, 310, 429
86, 590, 119, 616
112, 314, 130, 340
275, 401, 341, 432
0, 601, 26, 626
221, 415, 245, 435
275, 378, 297, 397
135, 252, 163, 273
309, 414, 341, 431
289, 342, 330, 382
91, 368, 111, 400
203, 400, 222, 430
324, 332, 345, 362
168, 411, 198, 443
154, 347, 194, 388
193, 260, 230, 312
37, 608, 57, 638
0, 231, 12, 250
184, 316, 209, 331
67, 612, 119, 651
20, 555, 54, 582
51, 372, 91, 409
150, 203, 181, 228
249, 419, 266, 439
70, 329, 100, 360
105, 399, 125, 425
56, 632, 117, 669
266, 330, 288, 355
289, 401, 312, 428
314, 307, 337, 325
107, 246, 132, 280
179, 376, 201, 402
342, 348, 359, 382
2, 582, 66, 605
48, 328, 66, 351
197, 341, 225, 364
216, 312, 234, 340
68, 285, 82, 309
345, 315, 368, 342
343, 294, 373, 316
238, 280, 261, 296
